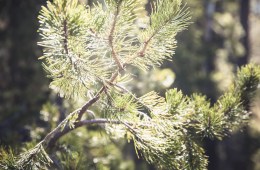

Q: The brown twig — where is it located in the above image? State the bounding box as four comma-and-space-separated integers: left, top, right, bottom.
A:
63, 19, 69, 55
108, 1, 124, 70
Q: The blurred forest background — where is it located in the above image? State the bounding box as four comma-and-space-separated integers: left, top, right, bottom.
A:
0, 0, 260, 169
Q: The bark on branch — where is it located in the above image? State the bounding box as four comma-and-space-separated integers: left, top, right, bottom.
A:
44, 118, 122, 148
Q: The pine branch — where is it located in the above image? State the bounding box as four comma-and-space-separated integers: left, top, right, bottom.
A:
15, 1, 260, 169
138, 9, 185, 57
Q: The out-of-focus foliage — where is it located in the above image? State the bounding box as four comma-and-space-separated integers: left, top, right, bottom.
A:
170, 0, 247, 99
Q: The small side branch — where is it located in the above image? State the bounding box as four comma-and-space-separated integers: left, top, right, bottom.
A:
63, 19, 69, 55
108, 1, 124, 71
78, 70, 119, 120
127, 39, 152, 63
138, 41, 149, 57
63, 18, 75, 66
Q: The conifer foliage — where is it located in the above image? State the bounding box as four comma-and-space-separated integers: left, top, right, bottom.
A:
1, 0, 260, 169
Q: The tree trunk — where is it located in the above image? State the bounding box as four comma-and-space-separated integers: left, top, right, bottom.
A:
238, 0, 250, 66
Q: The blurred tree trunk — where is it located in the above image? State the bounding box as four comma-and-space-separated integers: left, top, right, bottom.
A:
204, 1, 252, 170
203, 2, 220, 169
204, 0, 215, 42
216, 2, 252, 170
238, 0, 250, 66
0, 0, 48, 145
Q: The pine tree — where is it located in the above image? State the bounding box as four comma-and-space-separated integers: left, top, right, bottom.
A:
0, 0, 259, 169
